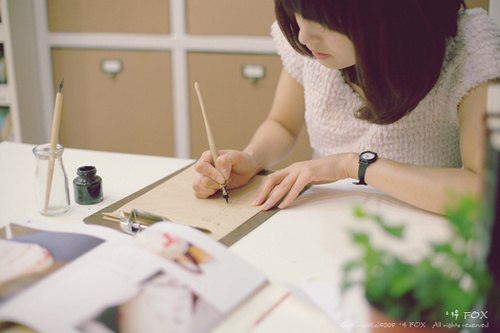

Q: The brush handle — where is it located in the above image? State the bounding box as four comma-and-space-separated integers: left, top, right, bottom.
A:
44, 88, 64, 211
194, 82, 219, 161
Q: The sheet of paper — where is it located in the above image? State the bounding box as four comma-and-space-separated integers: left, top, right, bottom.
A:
115, 165, 266, 240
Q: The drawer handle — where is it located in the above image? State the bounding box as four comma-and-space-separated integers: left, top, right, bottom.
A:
242, 64, 266, 84
101, 59, 123, 79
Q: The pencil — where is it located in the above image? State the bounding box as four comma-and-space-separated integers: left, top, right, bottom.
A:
194, 81, 229, 203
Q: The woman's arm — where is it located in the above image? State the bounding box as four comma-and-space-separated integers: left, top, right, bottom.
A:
362, 83, 487, 214
243, 69, 306, 169
254, 82, 488, 215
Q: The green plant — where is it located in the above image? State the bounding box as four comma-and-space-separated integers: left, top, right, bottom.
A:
342, 196, 492, 325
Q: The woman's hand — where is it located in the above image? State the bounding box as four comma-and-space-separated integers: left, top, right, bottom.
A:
253, 153, 356, 210
192, 150, 262, 199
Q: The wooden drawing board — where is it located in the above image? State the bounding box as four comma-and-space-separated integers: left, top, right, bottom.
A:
84, 164, 279, 246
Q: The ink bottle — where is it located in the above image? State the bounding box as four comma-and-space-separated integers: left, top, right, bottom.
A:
73, 166, 103, 205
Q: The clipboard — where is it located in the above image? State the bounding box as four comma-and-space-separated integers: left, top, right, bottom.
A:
84, 163, 280, 246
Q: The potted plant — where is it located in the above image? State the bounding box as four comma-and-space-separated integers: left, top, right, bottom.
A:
342, 196, 492, 332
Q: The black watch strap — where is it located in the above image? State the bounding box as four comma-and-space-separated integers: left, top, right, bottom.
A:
354, 161, 369, 185
353, 151, 378, 186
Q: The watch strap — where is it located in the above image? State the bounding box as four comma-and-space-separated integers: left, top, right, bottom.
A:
353, 161, 369, 185
353, 151, 377, 186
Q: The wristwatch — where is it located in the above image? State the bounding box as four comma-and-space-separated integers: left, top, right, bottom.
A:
353, 151, 378, 185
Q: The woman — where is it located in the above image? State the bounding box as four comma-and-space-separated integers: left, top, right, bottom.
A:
192, 0, 500, 214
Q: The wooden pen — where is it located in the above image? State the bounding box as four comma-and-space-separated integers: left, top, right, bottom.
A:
194, 81, 229, 203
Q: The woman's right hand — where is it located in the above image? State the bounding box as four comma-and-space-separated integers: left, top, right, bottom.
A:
192, 149, 261, 199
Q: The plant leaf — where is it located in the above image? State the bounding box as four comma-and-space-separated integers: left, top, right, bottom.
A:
353, 204, 367, 218
382, 224, 405, 238
351, 231, 370, 246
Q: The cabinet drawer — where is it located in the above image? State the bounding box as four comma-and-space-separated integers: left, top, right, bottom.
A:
52, 49, 174, 156
188, 52, 311, 169
47, 0, 170, 34
186, 0, 275, 36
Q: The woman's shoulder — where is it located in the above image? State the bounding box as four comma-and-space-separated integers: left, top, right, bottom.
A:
458, 8, 499, 38
441, 8, 500, 103
453, 8, 500, 55
460, 7, 493, 22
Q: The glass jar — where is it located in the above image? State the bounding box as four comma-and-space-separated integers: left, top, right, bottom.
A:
33, 144, 70, 216
73, 165, 103, 205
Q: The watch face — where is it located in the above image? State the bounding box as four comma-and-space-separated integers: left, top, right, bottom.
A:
361, 152, 376, 160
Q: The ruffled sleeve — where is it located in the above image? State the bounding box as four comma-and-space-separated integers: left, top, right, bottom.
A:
445, 9, 500, 106
271, 21, 306, 84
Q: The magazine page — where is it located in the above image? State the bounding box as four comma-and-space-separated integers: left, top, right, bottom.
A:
0, 221, 267, 333
0, 223, 110, 306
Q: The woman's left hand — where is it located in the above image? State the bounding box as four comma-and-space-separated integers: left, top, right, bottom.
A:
253, 153, 356, 210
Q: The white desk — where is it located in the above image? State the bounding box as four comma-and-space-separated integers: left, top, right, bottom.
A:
0, 142, 450, 333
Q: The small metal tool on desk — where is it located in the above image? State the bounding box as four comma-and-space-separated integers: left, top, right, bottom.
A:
118, 208, 212, 235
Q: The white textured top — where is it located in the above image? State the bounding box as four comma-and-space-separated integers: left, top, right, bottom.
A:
272, 9, 500, 167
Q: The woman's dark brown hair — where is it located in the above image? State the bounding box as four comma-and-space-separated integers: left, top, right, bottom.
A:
275, 0, 465, 124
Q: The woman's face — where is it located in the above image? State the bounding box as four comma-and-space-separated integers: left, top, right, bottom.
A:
295, 13, 356, 69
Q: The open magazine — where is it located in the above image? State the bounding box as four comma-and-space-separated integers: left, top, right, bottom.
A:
0, 221, 268, 333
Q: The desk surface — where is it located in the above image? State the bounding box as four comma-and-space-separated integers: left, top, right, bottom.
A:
0, 142, 450, 333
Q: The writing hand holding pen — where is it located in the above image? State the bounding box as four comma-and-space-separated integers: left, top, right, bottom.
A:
194, 82, 230, 203
212, 153, 230, 203
192, 149, 260, 201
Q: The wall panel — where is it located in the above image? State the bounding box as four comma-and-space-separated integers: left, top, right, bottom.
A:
186, 0, 275, 36
47, 0, 170, 34
52, 49, 175, 156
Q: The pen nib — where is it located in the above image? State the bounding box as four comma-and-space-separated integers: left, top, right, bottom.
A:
222, 187, 229, 204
